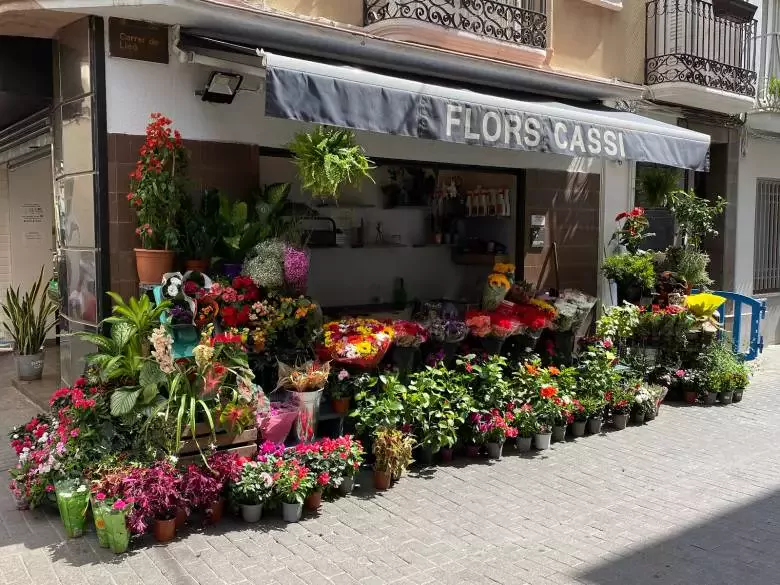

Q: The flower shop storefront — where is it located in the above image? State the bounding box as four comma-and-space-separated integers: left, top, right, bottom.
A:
5, 19, 739, 555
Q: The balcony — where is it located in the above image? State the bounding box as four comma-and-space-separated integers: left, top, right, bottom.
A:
645, 0, 757, 114
364, 0, 549, 67
748, 33, 780, 132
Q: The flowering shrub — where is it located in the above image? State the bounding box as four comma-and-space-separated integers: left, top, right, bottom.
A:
605, 387, 634, 415
230, 461, 275, 505
509, 403, 537, 438
128, 113, 187, 250
612, 207, 651, 253
272, 458, 313, 504
468, 408, 518, 444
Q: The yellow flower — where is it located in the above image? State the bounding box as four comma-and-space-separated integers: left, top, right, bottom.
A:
529, 298, 558, 318
355, 341, 373, 355
488, 273, 511, 290
493, 263, 515, 274
685, 293, 727, 318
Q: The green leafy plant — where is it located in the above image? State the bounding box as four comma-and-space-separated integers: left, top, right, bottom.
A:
601, 252, 656, 290
372, 427, 414, 476
179, 189, 221, 261
637, 166, 681, 208
665, 246, 713, 288
229, 461, 274, 505
1, 267, 57, 355
215, 193, 260, 264
288, 126, 375, 199
351, 375, 406, 435
596, 303, 641, 341
666, 189, 726, 250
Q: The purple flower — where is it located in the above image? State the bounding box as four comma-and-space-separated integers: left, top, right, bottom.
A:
284, 246, 310, 294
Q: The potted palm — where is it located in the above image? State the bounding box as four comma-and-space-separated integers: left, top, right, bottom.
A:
129, 113, 187, 284
2, 267, 57, 380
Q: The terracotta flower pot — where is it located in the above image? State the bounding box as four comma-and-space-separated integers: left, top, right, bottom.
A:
174, 507, 188, 529
305, 490, 322, 511
205, 498, 224, 525
373, 470, 392, 491
135, 248, 175, 284
684, 390, 698, 405
153, 517, 176, 543
185, 258, 211, 273
331, 397, 351, 415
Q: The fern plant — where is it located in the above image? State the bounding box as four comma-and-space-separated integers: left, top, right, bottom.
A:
637, 167, 681, 208
1, 267, 56, 355
288, 126, 374, 199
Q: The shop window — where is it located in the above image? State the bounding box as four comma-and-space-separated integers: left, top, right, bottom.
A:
753, 178, 780, 294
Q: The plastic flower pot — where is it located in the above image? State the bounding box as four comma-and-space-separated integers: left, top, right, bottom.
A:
533, 432, 552, 450
645, 408, 657, 422
416, 446, 435, 465
240, 503, 264, 523
55, 479, 90, 538
571, 421, 587, 437
704, 391, 718, 406
282, 502, 303, 523
339, 476, 355, 496
486, 441, 504, 460
466, 444, 481, 458
733, 390, 744, 403
480, 336, 504, 356
331, 397, 351, 415
613, 413, 628, 430
153, 517, 176, 543
373, 470, 392, 491
515, 436, 532, 452
684, 390, 698, 404
632, 411, 645, 425
718, 390, 734, 405
305, 490, 322, 511
552, 425, 567, 443
91, 500, 109, 548
222, 262, 243, 279
103, 509, 130, 554
587, 416, 603, 435
175, 507, 188, 529
205, 498, 224, 525
439, 447, 454, 463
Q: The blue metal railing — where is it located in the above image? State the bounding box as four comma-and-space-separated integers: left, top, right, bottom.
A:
711, 291, 766, 361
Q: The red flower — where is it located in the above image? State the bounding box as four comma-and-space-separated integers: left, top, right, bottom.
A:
615, 212, 628, 221
602, 339, 613, 349
540, 385, 558, 399
317, 472, 330, 487
547, 367, 561, 376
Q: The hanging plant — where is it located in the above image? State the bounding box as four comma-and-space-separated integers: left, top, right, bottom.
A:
288, 126, 374, 199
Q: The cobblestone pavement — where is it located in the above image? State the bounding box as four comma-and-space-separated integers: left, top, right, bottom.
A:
3, 349, 780, 585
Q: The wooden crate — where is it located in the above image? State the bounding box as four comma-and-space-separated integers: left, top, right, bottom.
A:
177, 423, 258, 466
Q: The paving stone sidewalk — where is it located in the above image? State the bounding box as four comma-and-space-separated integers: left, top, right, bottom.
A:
3, 349, 780, 585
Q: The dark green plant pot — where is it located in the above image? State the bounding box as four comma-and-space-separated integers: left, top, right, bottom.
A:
704, 391, 718, 406
718, 390, 734, 405
732, 390, 744, 403
616, 280, 643, 305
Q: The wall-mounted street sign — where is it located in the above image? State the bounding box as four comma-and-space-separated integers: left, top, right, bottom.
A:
108, 18, 169, 64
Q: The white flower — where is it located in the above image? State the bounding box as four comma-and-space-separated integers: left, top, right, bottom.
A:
167, 455, 178, 465
12, 434, 18, 439
76, 484, 87, 493
635, 395, 646, 403
171, 277, 182, 286
166, 285, 179, 297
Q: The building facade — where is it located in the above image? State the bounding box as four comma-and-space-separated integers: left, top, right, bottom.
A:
0, 0, 775, 380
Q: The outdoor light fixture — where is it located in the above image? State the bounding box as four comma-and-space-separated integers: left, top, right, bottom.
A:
201, 71, 243, 104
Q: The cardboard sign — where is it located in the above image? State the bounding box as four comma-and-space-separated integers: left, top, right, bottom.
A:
108, 18, 169, 64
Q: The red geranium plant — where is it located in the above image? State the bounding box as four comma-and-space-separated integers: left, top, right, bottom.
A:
611, 207, 653, 254
128, 113, 187, 250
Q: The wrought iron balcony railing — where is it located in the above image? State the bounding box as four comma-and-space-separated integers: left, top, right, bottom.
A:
646, 0, 757, 97
364, 0, 548, 50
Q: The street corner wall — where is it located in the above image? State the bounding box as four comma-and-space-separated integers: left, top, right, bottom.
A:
523, 169, 600, 295
107, 134, 260, 295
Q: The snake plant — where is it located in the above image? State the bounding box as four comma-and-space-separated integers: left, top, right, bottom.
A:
1, 268, 57, 355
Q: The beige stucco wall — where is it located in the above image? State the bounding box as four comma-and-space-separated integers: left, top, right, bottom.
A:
264, 0, 364, 26
550, 0, 645, 84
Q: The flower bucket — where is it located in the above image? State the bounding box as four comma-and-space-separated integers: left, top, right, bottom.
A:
103, 510, 130, 554
733, 390, 744, 403
515, 436, 532, 452
571, 421, 587, 437
718, 390, 734, 405
91, 500, 110, 548
480, 336, 504, 356
339, 476, 355, 496
587, 416, 602, 435
551, 425, 566, 443
533, 433, 552, 450
632, 411, 645, 425
486, 441, 503, 460
134, 248, 175, 284
258, 403, 298, 443
282, 502, 303, 523
704, 391, 718, 406
287, 388, 324, 443
613, 414, 628, 430
240, 503, 264, 523
15, 352, 44, 381
55, 479, 89, 538
645, 408, 657, 422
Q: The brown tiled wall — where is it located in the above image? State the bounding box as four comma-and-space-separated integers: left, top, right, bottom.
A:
523, 170, 600, 295
107, 134, 260, 298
